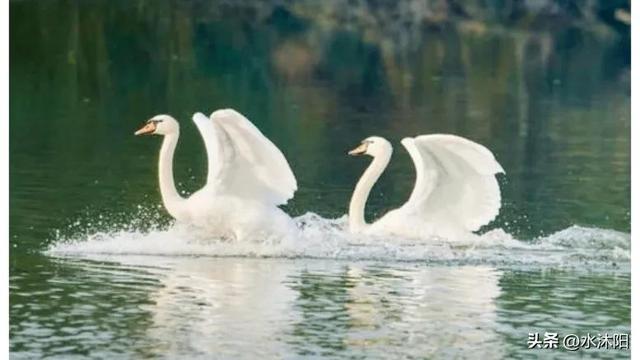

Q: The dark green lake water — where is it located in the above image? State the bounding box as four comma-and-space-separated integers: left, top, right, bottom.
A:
10, 1, 630, 358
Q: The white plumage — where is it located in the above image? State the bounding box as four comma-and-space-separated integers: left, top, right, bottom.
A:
348, 134, 504, 240
193, 109, 297, 206
136, 109, 298, 242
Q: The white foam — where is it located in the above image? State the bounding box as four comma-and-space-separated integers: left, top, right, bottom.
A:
45, 210, 630, 268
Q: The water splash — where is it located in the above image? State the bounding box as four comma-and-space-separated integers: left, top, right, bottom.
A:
45, 207, 629, 269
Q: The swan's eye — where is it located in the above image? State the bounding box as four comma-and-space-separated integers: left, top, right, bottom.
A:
148, 119, 163, 124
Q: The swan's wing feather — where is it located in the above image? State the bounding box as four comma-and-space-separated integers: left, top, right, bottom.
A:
193, 109, 297, 205
192, 112, 230, 187
401, 134, 504, 232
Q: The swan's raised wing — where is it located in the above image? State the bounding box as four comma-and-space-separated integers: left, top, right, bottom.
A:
192, 109, 297, 205
400, 134, 504, 232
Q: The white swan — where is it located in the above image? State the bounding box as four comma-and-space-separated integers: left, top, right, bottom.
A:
135, 109, 298, 241
347, 135, 504, 240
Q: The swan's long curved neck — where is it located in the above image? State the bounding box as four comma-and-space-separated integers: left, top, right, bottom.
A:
348, 149, 392, 232
158, 131, 184, 218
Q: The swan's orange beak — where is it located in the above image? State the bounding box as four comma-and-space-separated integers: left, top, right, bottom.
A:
135, 122, 156, 136
348, 143, 368, 156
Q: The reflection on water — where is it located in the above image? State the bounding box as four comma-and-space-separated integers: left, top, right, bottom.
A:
286, 265, 504, 359
10, 256, 629, 359
497, 269, 631, 358
10, 0, 629, 358
9, 255, 163, 358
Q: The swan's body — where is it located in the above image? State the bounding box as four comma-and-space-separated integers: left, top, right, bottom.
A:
136, 109, 297, 241
348, 135, 504, 240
